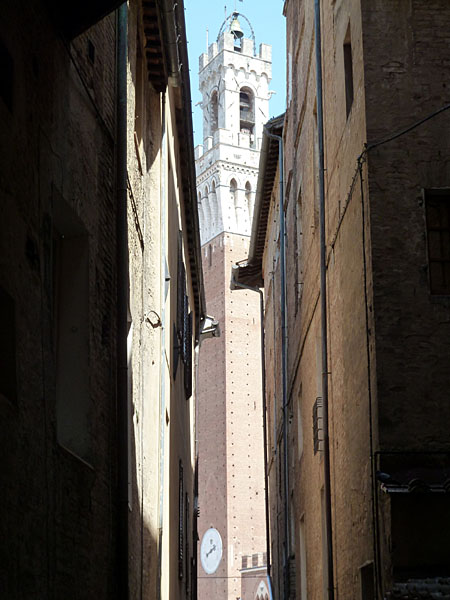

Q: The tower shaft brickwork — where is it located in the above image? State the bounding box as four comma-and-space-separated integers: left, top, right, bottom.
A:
196, 14, 272, 600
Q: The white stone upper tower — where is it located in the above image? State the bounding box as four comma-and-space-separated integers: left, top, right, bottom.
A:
195, 13, 272, 244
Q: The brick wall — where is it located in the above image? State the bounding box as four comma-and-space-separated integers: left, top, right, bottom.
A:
0, 3, 119, 598
268, 0, 450, 598
197, 232, 267, 600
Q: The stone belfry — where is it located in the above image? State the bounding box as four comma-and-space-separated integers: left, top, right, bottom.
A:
195, 12, 272, 243
195, 12, 272, 600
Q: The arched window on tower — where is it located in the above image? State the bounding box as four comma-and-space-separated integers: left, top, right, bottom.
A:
239, 87, 254, 135
203, 185, 211, 237
230, 179, 238, 231
210, 90, 219, 136
245, 181, 253, 223
210, 180, 218, 232
197, 191, 204, 231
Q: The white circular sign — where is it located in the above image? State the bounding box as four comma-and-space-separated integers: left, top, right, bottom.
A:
200, 527, 223, 574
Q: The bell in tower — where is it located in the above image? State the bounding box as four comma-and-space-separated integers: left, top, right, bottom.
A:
230, 12, 244, 44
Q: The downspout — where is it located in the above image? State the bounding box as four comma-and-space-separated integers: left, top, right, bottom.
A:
116, 3, 129, 598
314, 1, 335, 598
230, 275, 273, 600
193, 342, 200, 600
157, 92, 167, 600
263, 127, 289, 600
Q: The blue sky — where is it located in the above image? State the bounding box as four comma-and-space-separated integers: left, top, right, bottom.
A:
185, 0, 286, 147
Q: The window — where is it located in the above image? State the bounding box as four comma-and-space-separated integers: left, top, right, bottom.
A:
239, 88, 254, 134
230, 179, 238, 230
203, 185, 211, 230
175, 231, 185, 378
321, 489, 329, 599
313, 397, 323, 455
343, 24, 354, 119
210, 180, 217, 231
245, 182, 253, 222
0, 38, 13, 112
185, 493, 190, 593
300, 518, 308, 599
294, 188, 303, 315
184, 310, 193, 399
134, 33, 145, 149
175, 232, 193, 397
198, 191, 204, 230
87, 39, 95, 64
230, 179, 237, 201
178, 460, 184, 579
211, 90, 219, 135
297, 393, 304, 461
425, 190, 450, 294
53, 193, 90, 461
360, 562, 375, 600
0, 285, 17, 402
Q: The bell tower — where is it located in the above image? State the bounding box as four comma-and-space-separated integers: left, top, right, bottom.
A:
195, 12, 272, 600
195, 12, 272, 243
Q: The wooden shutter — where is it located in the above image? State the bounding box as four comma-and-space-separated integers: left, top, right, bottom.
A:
185, 493, 190, 594
174, 231, 185, 379
184, 311, 193, 399
178, 460, 184, 579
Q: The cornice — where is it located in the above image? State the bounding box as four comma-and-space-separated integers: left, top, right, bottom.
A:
196, 160, 259, 185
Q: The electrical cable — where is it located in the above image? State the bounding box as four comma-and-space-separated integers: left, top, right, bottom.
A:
60, 37, 115, 144
366, 102, 450, 152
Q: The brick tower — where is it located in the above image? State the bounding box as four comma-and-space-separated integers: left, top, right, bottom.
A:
195, 13, 272, 600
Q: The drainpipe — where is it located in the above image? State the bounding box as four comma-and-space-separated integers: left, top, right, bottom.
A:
230, 273, 273, 600
314, 1, 335, 598
116, 3, 129, 598
263, 126, 289, 600
157, 92, 167, 600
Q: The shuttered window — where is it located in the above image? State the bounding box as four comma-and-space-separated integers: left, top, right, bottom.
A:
185, 493, 190, 594
0, 285, 17, 402
184, 311, 193, 399
425, 190, 450, 294
175, 231, 193, 397
178, 460, 184, 579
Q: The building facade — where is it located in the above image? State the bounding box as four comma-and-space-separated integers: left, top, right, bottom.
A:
195, 13, 272, 600
126, 2, 205, 599
235, 1, 450, 599
0, 1, 204, 598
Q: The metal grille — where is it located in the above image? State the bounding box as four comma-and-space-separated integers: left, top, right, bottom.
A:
313, 397, 323, 454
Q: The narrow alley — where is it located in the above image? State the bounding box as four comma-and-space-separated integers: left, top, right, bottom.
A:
1, 1, 450, 599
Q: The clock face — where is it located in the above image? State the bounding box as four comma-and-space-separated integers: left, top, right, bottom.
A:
200, 527, 223, 575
